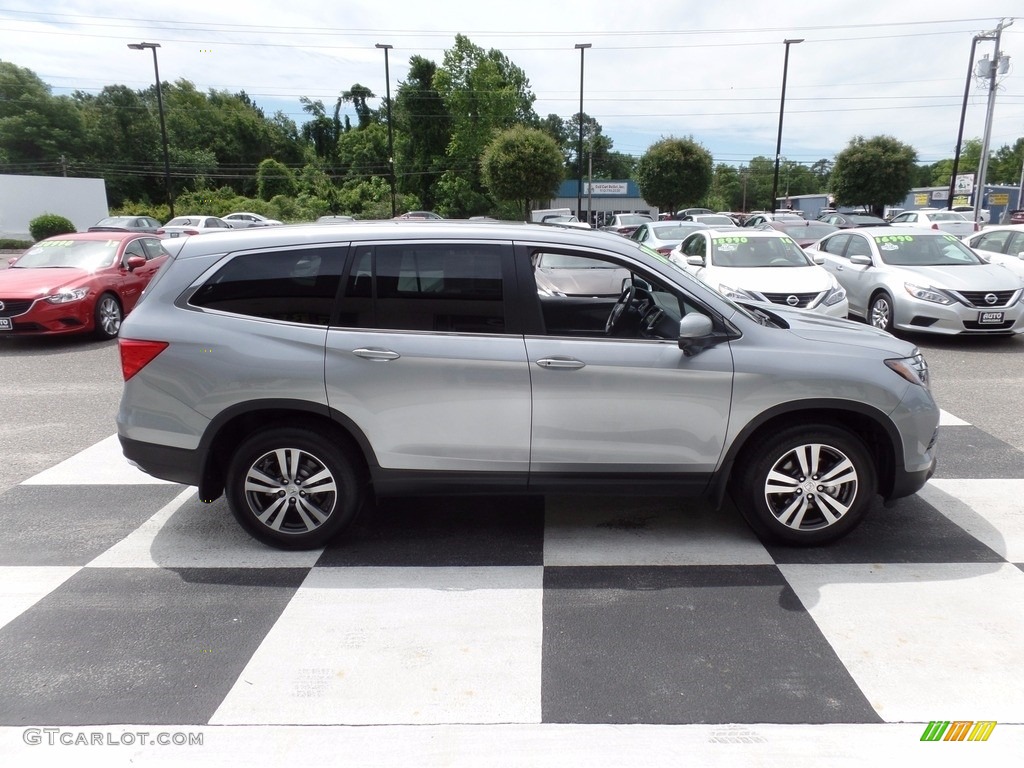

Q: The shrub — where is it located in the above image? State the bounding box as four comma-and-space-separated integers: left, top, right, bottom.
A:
29, 213, 76, 241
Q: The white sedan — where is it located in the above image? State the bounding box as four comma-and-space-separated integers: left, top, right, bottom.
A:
963, 225, 1024, 279
156, 215, 234, 239
668, 229, 848, 317
223, 212, 283, 228
889, 209, 978, 237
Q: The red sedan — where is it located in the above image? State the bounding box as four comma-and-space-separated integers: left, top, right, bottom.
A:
0, 231, 169, 339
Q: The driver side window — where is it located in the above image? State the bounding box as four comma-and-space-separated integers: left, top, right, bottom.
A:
532, 249, 689, 342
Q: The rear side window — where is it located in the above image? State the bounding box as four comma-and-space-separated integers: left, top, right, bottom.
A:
189, 247, 344, 326
336, 243, 508, 333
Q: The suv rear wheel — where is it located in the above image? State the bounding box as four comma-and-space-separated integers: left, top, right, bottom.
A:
225, 428, 363, 549
732, 425, 876, 545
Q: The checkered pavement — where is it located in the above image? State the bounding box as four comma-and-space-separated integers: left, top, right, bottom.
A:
0, 412, 1021, 766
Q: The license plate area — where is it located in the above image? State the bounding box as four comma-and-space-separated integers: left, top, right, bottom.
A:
978, 311, 1004, 324
0, 317, 12, 330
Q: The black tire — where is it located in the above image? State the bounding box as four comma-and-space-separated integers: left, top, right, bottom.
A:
225, 428, 364, 549
869, 291, 894, 333
731, 425, 877, 546
93, 293, 123, 340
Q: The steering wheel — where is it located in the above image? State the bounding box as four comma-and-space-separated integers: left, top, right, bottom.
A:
605, 282, 636, 335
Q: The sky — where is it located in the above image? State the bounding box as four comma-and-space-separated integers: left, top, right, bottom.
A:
1, 1, 1022, 175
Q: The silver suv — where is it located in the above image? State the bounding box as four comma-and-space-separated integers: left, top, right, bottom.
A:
117, 221, 939, 549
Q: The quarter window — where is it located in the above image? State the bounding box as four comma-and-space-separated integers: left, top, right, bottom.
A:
189, 247, 344, 326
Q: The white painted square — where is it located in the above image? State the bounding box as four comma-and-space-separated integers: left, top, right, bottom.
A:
543, 496, 773, 566
779, 562, 1024, 722
87, 490, 323, 569
919, 479, 1024, 561
210, 566, 544, 725
22, 434, 175, 485
939, 410, 969, 426
0, 566, 80, 630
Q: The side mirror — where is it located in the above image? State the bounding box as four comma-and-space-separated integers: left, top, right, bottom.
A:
812, 254, 825, 265
677, 313, 715, 357
7, 256, 17, 266
125, 255, 146, 271
686, 255, 705, 267
849, 254, 872, 266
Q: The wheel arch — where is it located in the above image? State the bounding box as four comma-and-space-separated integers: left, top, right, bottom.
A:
196, 400, 376, 504
713, 400, 900, 506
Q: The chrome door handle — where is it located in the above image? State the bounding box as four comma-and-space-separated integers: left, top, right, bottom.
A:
353, 347, 401, 361
536, 357, 586, 370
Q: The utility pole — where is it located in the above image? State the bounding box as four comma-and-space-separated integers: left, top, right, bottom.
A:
974, 18, 1013, 223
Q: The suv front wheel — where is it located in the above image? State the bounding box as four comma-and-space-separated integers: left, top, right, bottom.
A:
225, 428, 363, 549
733, 425, 877, 545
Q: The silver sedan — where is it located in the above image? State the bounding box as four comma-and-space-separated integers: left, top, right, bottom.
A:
806, 227, 1024, 335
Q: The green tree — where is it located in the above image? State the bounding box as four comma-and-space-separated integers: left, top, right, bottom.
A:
342, 84, 376, 131
256, 158, 297, 201
987, 138, 1023, 185
433, 34, 537, 213
394, 55, 451, 210
481, 126, 564, 219
830, 135, 918, 216
635, 137, 713, 213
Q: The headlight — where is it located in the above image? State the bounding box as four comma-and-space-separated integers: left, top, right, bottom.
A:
885, 350, 929, 388
44, 288, 89, 304
718, 284, 760, 302
823, 285, 847, 306
904, 282, 953, 305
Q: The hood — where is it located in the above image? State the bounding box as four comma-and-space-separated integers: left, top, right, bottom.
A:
0, 267, 92, 299
708, 265, 836, 293
887, 263, 1024, 291
745, 302, 917, 355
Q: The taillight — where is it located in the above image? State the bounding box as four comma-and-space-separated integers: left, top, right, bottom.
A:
931, 223, 939, 230
155, 229, 164, 235
120, 339, 169, 381
657, 246, 673, 255
184, 229, 199, 235
973, 222, 980, 231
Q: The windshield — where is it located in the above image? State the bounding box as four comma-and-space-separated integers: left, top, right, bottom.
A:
710, 236, 811, 267
14, 239, 119, 270
652, 225, 703, 239
779, 224, 836, 240
618, 215, 653, 225
694, 215, 736, 226
874, 234, 983, 266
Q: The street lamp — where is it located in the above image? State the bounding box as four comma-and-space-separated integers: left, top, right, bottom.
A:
770, 39, 802, 213
575, 43, 592, 221
127, 42, 173, 218
375, 43, 397, 218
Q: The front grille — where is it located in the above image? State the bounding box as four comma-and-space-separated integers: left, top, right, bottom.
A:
956, 290, 1017, 308
0, 299, 33, 317
763, 292, 822, 309
961, 320, 1015, 331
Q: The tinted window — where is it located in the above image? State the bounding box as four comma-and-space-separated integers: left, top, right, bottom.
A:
189, 247, 344, 325
336, 243, 507, 333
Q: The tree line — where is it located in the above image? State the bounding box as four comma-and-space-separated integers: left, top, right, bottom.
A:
1, 36, 1021, 222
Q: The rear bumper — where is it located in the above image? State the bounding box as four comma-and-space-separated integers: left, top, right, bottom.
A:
119, 434, 202, 487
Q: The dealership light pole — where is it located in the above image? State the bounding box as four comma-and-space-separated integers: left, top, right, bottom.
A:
128, 42, 174, 218
770, 39, 802, 213
376, 43, 397, 218
575, 43, 592, 220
